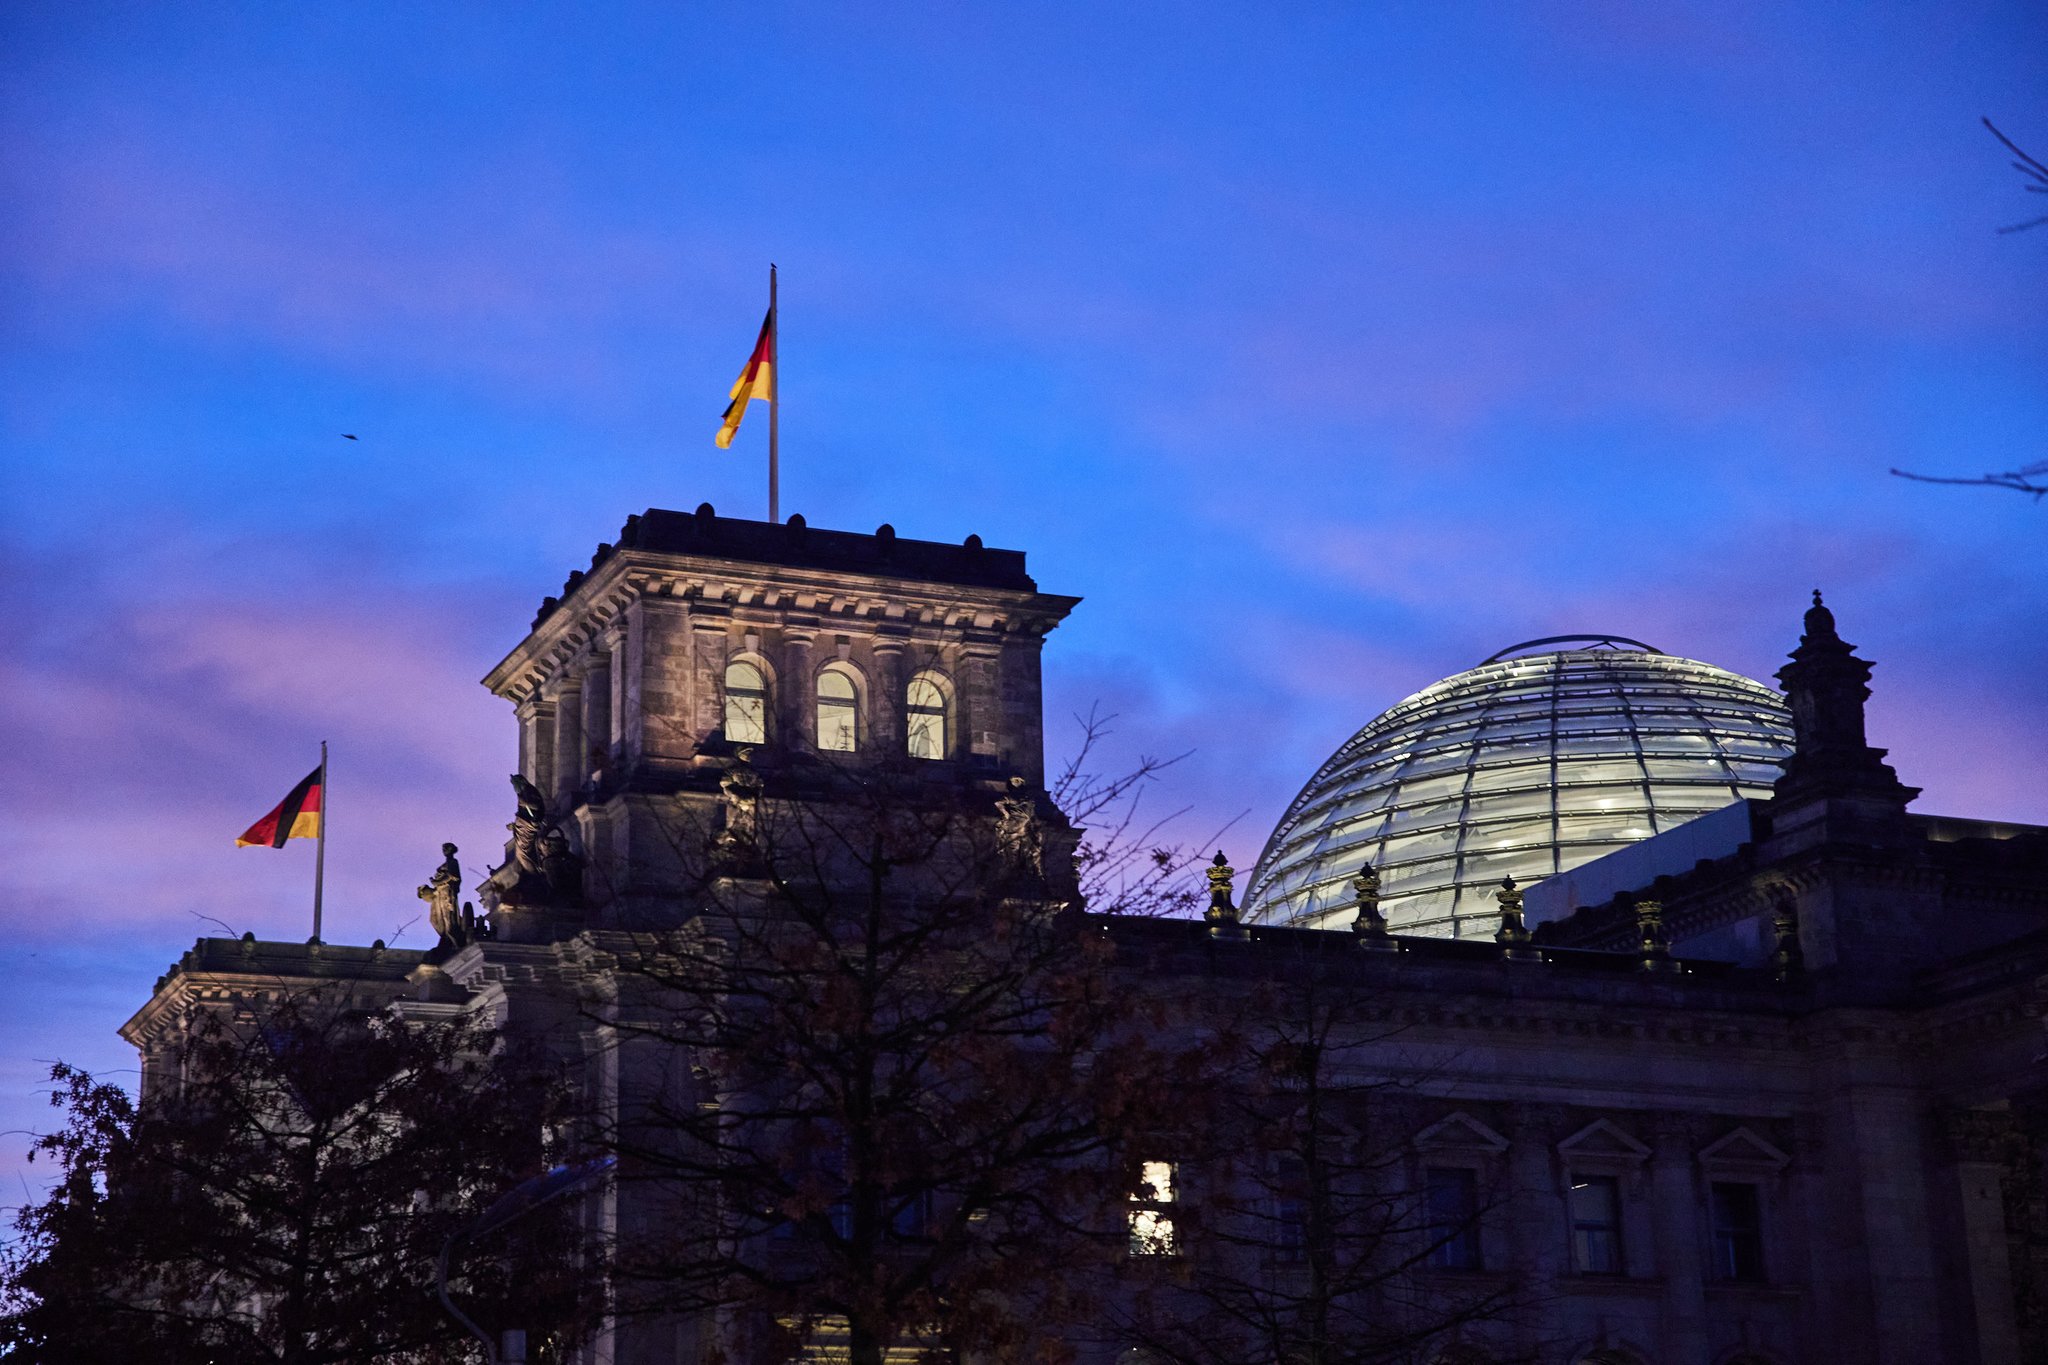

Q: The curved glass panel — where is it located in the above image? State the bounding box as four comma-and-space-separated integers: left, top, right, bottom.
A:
1243, 645, 1793, 938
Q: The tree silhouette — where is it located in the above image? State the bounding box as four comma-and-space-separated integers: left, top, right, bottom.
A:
1, 984, 592, 1365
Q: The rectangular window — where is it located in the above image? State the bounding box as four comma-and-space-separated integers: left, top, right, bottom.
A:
1709, 1181, 1765, 1282
1425, 1166, 1482, 1271
1568, 1173, 1623, 1274
1128, 1160, 1179, 1256
1273, 1156, 1307, 1263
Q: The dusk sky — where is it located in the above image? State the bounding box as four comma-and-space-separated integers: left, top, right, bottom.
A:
2, 3, 2043, 1194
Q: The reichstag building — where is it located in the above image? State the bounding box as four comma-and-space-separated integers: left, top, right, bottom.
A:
125, 507, 2048, 1365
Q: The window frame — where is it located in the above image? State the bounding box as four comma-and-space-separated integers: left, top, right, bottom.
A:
904, 669, 951, 761
1708, 1180, 1766, 1283
1424, 1165, 1484, 1272
1127, 1159, 1180, 1257
723, 657, 771, 746
816, 664, 862, 754
1567, 1171, 1625, 1275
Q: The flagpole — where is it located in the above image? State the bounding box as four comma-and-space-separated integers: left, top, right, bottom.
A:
768, 262, 779, 524
313, 740, 327, 943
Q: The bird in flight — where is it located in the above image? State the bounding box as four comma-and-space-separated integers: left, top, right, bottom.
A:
342, 433, 358, 440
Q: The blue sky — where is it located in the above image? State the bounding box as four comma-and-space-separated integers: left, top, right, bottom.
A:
2, 1, 2044, 1193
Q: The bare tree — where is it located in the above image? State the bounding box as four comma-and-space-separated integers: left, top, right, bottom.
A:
1984, 117, 2048, 235
1887, 118, 2045, 500
1101, 930, 1531, 1365
582, 751, 1205, 1365
1, 983, 592, 1365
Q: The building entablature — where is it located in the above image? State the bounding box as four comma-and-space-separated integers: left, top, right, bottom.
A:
483, 508, 1078, 708
479, 508, 1080, 815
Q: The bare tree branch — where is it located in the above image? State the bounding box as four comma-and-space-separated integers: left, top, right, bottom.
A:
1889, 461, 2048, 500
1984, 117, 2048, 233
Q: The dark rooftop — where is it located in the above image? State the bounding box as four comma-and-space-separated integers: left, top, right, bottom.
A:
534, 505, 1042, 629
151, 934, 428, 993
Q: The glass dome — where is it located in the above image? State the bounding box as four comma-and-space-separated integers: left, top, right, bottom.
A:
1243, 638, 1793, 938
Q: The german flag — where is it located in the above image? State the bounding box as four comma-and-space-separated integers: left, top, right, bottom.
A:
715, 308, 774, 449
236, 765, 323, 848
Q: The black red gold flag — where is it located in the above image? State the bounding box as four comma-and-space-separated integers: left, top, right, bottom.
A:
716, 308, 775, 449
235, 766, 324, 848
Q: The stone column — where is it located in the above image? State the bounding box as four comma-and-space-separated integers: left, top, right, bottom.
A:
518, 697, 556, 794
1506, 1110, 1566, 1298
1942, 1109, 2022, 1365
1648, 1118, 1708, 1363
1002, 633, 1048, 786
871, 635, 907, 758
782, 630, 816, 752
961, 638, 1003, 766
602, 621, 630, 767
582, 649, 613, 785
691, 619, 730, 745
550, 677, 584, 812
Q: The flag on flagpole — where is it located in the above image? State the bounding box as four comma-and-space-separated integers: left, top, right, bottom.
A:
236, 765, 324, 848
715, 307, 775, 449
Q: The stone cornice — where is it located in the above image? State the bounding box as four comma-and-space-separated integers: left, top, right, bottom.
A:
484, 547, 1079, 704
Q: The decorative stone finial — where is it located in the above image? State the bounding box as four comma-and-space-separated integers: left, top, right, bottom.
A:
1775, 591, 1918, 811
1635, 897, 1672, 971
1352, 862, 1394, 948
1495, 876, 1535, 957
1804, 588, 1838, 642
1205, 850, 1247, 941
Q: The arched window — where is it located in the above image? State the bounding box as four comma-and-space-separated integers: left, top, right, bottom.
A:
724, 660, 768, 745
817, 665, 859, 753
905, 671, 949, 760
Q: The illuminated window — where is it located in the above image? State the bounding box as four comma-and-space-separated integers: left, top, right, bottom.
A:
1128, 1160, 1178, 1255
1425, 1167, 1482, 1270
818, 666, 859, 753
724, 660, 768, 745
1568, 1173, 1623, 1274
906, 672, 948, 760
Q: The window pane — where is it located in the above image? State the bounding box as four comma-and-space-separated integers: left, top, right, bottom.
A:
1274, 1156, 1307, 1262
818, 668, 859, 752
1129, 1160, 1178, 1255
1568, 1174, 1622, 1274
1425, 1167, 1481, 1270
1710, 1182, 1764, 1282
906, 671, 947, 760
724, 661, 767, 745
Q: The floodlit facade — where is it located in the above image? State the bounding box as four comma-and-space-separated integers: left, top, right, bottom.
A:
1245, 639, 1793, 938
120, 509, 2048, 1365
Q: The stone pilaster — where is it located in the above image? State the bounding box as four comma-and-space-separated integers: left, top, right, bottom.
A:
1940, 1108, 2023, 1365
549, 679, 584, 813
782, 629, 816, 752
582, 649, 613, 784
1648, 1117, 1709, 1363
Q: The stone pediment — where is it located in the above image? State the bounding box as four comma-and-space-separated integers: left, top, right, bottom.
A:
1556, 1119, 1651, 1164
1698, 1125, 1791, 1172
1414, 1111, 1510, 1154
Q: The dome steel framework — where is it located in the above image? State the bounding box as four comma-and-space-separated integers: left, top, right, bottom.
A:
1243, 640, 1794, 938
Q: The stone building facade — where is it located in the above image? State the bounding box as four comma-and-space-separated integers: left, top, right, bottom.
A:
124, 508, 2048, 1365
